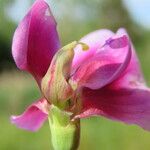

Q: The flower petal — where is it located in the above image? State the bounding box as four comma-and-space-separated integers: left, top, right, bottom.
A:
70, 35, 131, 89
72, 29, 114, 69
76, 29, 149, 130
12, 0, 60, 84
112, 28, 146, 88
77, 87, 150, 131
11, 98, 49, 131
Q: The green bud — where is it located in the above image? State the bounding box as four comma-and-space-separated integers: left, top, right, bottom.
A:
41, 41, 89, 108
41, 42, 76, 107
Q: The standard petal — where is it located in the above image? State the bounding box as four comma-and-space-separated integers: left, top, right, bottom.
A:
76, 87, 150, 131
12, 0, 60, 83
70, 35, 131, 89
72, 29, 114, 69
11, 99, 49, 131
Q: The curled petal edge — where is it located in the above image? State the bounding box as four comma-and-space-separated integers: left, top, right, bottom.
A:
11, 98, 49, 132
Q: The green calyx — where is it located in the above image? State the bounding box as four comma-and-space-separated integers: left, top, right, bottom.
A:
49, 105, 80, 150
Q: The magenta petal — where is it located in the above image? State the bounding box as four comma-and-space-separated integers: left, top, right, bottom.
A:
71, 35, 131, 89
113, 28, 146, 88
11, 99, 49, 131
105, 35, 128, 49
77, 87, 150, 131
76, 29, 150, 130
72, 29, 114, 69
12, 0, 60, 83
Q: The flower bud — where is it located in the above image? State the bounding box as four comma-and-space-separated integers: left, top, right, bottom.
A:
41, 41, 88, 109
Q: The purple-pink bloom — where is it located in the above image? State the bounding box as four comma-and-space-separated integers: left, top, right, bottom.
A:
12, 0, 60, 84
11, 0, 150, 132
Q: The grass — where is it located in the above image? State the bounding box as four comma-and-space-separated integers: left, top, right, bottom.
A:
1, 59, 150, 150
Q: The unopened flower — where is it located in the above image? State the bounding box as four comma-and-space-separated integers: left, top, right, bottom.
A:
11, 0, 150, 149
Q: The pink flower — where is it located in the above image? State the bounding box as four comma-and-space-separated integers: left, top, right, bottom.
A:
11, 0, 150, 132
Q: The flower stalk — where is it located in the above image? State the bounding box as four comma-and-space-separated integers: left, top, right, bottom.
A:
48, 105, 80, 150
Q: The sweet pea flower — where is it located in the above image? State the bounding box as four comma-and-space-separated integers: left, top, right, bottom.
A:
11, 0, 150, 150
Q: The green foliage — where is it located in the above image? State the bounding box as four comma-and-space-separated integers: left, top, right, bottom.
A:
53, 0, 147, 45
0, 0, 16, 70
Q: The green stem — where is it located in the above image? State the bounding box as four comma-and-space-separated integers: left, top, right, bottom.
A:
48, 105, 80, 150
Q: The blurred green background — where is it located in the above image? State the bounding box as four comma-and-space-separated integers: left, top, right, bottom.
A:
1, 0, 150, 149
